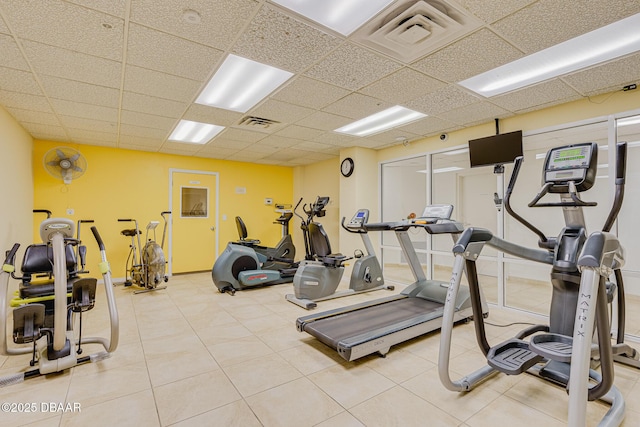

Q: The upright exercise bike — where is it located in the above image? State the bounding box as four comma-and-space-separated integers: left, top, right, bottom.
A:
439, 142, 638, 426
118, 211, 170, 294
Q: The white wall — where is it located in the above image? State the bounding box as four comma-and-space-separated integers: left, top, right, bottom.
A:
0, 107, 33, 270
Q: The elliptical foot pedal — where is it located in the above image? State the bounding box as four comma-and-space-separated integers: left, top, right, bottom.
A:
487, 339, 544, 375
529, 333, 587, 363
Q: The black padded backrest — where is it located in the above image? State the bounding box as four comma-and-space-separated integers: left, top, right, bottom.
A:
21, 244, 76, 275
308, 222, 332, 257
235, 216, 248, 240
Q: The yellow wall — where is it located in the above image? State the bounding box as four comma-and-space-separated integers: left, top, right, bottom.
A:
33, 140, 294, 278
0, 107, 33, 269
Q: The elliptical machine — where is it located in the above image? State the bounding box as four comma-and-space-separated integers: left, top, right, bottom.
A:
286, 208, 394, 309
438, 142, 637, 426
234, 205, 296, 270
117, 211, 170, 294
212, 197, 328, 295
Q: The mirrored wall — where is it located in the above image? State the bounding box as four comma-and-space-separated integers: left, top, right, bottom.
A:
380, 109, 640, 339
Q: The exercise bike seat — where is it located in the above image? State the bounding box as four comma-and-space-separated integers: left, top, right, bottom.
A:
308, 222, 348, 267
235, 216, 261, 245
121, 228, 141, 237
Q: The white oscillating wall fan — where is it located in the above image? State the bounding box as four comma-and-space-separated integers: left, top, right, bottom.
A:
43, 147, 87, 184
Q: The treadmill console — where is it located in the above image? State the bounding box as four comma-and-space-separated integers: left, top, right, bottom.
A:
416, 204, 453, 223
346, 209, 369, 230
543, 142, 598, 193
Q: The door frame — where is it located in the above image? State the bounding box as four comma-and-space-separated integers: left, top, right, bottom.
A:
168, 168, 220, 275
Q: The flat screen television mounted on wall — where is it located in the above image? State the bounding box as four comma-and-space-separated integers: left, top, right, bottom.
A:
468, 130, 523, 168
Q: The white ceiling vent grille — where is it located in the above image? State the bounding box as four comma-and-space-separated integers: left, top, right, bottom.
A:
237, 116, 281, 131
352, 0, 482, 63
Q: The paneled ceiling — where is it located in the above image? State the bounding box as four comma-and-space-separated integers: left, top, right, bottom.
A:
1, 0, 639, 166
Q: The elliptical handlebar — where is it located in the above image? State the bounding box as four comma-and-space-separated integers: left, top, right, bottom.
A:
340, 216, 366, 234
504, 156, 549, 244
3, 243, 20, 266
603, 142, 627, 233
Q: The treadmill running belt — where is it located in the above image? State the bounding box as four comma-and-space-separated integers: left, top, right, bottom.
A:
303, 297, 442, 350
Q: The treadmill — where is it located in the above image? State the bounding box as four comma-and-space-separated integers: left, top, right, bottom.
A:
296, 205, 486, 362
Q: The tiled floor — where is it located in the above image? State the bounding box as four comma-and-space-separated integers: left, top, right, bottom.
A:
2, 272, 640, 427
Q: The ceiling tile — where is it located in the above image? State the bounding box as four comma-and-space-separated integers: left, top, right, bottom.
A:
0, 91, 51, 112
73, 139, 117, 148
127, 23, 223, 81
0, 34, 30, 70
272, 76, 350, 110
197, 144, 240, 155
296, 111, 351, 131
120, 110, 176, 131
65, 0, 127, 17
412, 28, 524, 82
492, 0, 640, 53
2, 0, 123, 61
257, 134, 301, 149
182, 104, 242, 127
0, 13, 9, 34
365, 128, 421, 144
124, 65, 201, 102
6, 108, 60, 126
360, 67, 445, 105
130, 0, 259, 50
160, 141, 202, 153
40, 75, 119, 108
230, 150, 270, 161
50, 98, 118, 122
219, 128, 267, 143
58, 116, 117, 133
233, 4, 341, 73
491, 79, 582, 112
118, 143, 160, 153
274, 125, 324, 140
460, 0, 536, 24
250, 99, 314, 124
121, 92, 187, 118
119, 135, 163, 148
406, 85, 481, 115
208, 139, 251, 150
562, 53, 640, 97
438, 101, 512, 127
311, 132, 358, 146
0, 67, 42, 95
398, 116, 461, 136
21, 40, 121, 87
323, 93, 391, 120
290, 141, 336, 152
119, 124, 167, 141
67, 128, 117, 145
197, 150, 239, 160
22, 122, 67, 141
305, 42, 402, 90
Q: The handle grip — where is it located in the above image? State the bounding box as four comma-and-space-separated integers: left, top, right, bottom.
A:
4, 243, 20, 265
161, 211, 172, 215
616, 141, 627, 183
79, 219, 95, 223
91, 226, 105, 251
117, 218, 133, 222
33, 209, 52, 218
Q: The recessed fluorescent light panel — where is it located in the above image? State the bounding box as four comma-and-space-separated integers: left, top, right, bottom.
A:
335, 106, 427, 137
460, 13, 640, 97
169, 120, 224, 144
196, 54, 293, 113
271, 0, 395, 36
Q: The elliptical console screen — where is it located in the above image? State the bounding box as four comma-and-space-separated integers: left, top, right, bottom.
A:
545, 144, 592, 183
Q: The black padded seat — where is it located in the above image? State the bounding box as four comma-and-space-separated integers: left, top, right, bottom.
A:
308, 222, 347, 266
121, 228, 141, 237
19, 278, 76, 299
21, 244, 76, 276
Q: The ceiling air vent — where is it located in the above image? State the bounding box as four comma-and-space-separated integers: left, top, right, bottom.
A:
352, 0, 482, 63
237, 116, 281, 131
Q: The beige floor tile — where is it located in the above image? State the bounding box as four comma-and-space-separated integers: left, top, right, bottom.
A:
315, 411, 366, 427
223, 353, 302, 397
465, 395, 566, 427
246, 377, 343, 427
359, 348, 435, 384
60, 389, 159, 427
143, 333, 219, 386
153, 369, 241, 425
17, 416, 62, 427
228, 303, 277, 320
239, 313, 290, 334
622, 408, 640, 426
308, 363, 395, 409
207, 335, 274, 367
622, 379, 640, 413
258, 324, 306, 352
191, 321, 254, 346
170, 400, 261, 427
279, 340, 344, 376
66, 361, 150, 408
349, 385, 460, 427
402, 367, 501, 422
